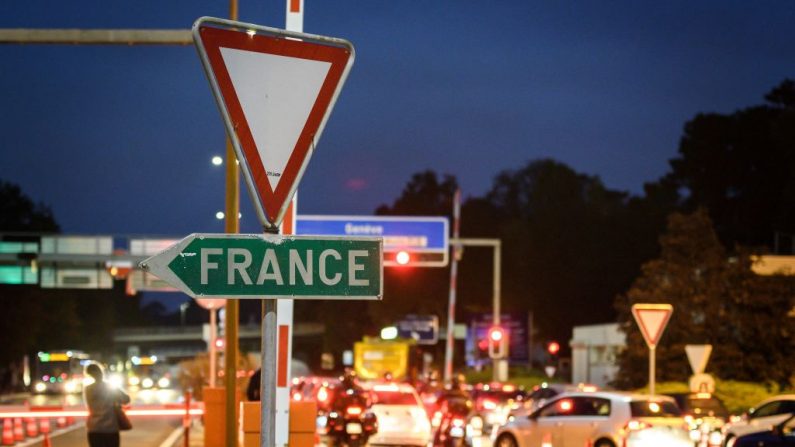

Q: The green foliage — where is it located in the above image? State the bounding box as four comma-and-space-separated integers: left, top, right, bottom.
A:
464, 366, 555, 390
636, 380, 788, 414
0, 180, 59, 232
615, 209, 795, 388
666, 79, 795, 248
485, 159, 665, 344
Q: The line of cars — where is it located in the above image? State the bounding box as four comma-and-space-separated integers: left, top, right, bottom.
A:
289, 375, 794, 447
495, 384, 795, 447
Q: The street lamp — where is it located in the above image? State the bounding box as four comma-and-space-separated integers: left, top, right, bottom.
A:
211, 155, 223, 166
180, 302, 189, 326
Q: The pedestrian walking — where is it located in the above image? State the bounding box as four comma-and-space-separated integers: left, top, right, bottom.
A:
83, 362, 131, 447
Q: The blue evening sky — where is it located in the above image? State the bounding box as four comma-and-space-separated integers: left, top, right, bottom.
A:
1, 1, 794, 237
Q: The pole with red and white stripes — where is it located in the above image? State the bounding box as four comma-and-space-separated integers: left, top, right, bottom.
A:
443, 188, 462, 382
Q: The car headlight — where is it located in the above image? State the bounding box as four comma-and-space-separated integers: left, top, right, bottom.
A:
141, 377, 154, 389
128, 376, 140, 386
157, 377, 170, 388
34, 382, 47, 393
83, 377, 96, 386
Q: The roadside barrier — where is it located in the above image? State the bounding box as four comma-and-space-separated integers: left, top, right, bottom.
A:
12, 419, 23, 442
24, 418, 37, 438
2, 419, 14, 446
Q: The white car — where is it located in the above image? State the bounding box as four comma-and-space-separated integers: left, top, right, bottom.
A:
494, 391, 692, 447
363, 382, 432, 446
522, 382, 600, 414
721, 394, 795, 447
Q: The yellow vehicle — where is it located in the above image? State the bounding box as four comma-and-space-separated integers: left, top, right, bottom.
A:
353, 338, 414, 381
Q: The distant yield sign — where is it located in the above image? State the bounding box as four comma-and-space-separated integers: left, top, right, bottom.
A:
139, 234, 382, 300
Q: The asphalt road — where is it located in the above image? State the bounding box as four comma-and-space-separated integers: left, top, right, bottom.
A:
22, 418, 182, 447
0, 389, 187, 447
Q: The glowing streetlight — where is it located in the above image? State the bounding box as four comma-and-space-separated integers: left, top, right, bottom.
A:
216, 211, 225, 220
211, 155, 223, 166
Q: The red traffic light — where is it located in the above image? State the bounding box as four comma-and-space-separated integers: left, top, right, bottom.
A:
395, 251, 411, 265
547, 341, 560, 355
488, 327, 505, 342
488, 326, 508, 359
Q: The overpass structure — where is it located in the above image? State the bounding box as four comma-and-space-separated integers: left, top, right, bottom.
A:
113, 323, 326, 361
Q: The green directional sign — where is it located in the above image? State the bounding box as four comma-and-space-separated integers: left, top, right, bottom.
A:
139, 234, 382, 299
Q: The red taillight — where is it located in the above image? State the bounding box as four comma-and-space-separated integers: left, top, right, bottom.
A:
346, 406, 363, 416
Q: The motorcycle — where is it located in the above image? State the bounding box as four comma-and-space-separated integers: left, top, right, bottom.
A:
327, 402, 378, 447
433, 399, 475, 447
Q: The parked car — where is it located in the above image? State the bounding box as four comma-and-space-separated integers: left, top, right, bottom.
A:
494, 391, 692, 447
666, 392, 729, 446
362, 382, 432, 446
722, 395, 795, 447
732, 413, 795, 447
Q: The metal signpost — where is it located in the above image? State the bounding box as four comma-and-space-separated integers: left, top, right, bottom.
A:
189, 17, 356, 447
631, 303, 673, 396
444, 189, 462, 382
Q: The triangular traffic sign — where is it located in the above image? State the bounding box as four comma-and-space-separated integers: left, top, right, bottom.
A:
193, 17, 354, 229
685, 344, 712, 375
631, 303, 673, 348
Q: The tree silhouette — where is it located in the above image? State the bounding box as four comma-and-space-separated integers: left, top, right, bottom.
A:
614, 209, 795, 388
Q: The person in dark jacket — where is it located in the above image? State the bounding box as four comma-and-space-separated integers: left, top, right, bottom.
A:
83, 362, 131, 447
247, 368, 261, 401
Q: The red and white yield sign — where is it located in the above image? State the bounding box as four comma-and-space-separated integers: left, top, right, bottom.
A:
192, 17, 355, 229
631, 303, 673, 349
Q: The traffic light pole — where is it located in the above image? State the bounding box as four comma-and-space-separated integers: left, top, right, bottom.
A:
443, 190, 461, 383
448, 237, 503, 381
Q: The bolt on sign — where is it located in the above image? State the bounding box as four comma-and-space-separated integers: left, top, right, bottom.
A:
140, 234, 382, 300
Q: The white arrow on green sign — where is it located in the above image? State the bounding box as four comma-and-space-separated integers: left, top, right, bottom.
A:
139, 233, 383, 300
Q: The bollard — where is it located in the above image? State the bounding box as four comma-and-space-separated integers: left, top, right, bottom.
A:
39, 418, 50, 435
240, 400, 317, 447
202, 387, 228, 447
12, 419, 23, 442
183, 390, 191, 447
24, 418, 37, 438
2, 419, 14, 446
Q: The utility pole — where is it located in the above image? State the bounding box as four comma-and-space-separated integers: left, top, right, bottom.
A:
223, 1, 240, 445
443, 189, 461, 382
